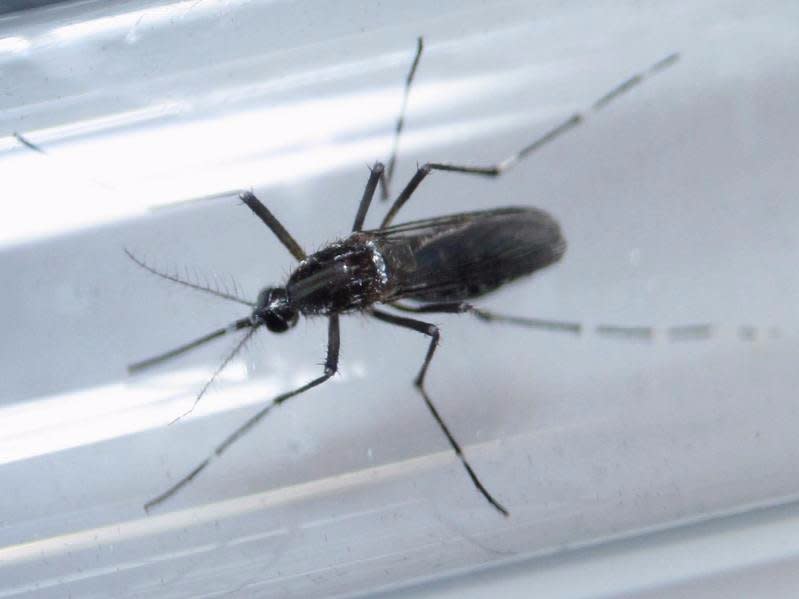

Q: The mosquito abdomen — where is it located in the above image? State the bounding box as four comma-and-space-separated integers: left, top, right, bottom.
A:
380, 207, 566, 303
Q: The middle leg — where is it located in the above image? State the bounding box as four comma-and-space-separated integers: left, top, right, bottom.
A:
370, 308, 509, 516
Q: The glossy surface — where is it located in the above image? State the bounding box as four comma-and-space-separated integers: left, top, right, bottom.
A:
377, 207, 565, 303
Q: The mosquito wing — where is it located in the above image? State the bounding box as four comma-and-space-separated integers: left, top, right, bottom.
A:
369, 207, 566, 303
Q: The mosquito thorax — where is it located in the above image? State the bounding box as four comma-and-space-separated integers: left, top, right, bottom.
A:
252, 287, 298, 332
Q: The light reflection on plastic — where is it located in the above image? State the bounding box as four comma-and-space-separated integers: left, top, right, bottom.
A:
0, 36, 31, 55
0, 362, 320, 467
0, 71, 534, 247
0, 456, 430, 567
16, 102, 189, 143
50, 0, 230, 43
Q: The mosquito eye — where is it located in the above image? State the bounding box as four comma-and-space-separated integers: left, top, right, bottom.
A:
264, 312, 290, 333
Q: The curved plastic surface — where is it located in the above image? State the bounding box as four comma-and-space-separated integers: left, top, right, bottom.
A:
0, 0, 798, 597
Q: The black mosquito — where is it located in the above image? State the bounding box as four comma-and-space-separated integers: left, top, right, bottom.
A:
120, 39, 688, 516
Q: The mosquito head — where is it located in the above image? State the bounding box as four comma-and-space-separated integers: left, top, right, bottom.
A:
252, 286, 298, 333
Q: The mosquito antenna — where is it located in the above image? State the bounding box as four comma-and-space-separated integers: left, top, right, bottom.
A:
129, 317, 252, 373
382, 36, 424, 200
124, 248, 255, 307
169, 325, 258, 424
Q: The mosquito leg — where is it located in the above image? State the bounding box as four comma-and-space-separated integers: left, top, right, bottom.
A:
389, 301, 582, 335
370, 308, 509, 517
667, 324, 714, 341
144, 315, 340, 513
380, 164, 433, 228
390, 302, 718, 342
128, 317, 253, 373
239, 191, 307, 262
391, 301, 647, 340
351, 162, 385, 231
471, 309, 716, 342
380, 53, 679, 228
382, 37, 424, 201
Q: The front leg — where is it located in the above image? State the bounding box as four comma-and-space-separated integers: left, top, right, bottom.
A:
351, 162, 385, 232
239, 191, 307, 262
144, 315, 340, 512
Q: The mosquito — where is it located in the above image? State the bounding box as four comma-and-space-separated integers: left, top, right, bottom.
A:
122, 38, 688, 516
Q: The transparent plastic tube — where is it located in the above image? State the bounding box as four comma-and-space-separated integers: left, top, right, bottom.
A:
1, 0, 798, 597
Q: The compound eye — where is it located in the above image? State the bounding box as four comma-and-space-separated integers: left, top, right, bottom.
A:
264, 311, 290, 333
